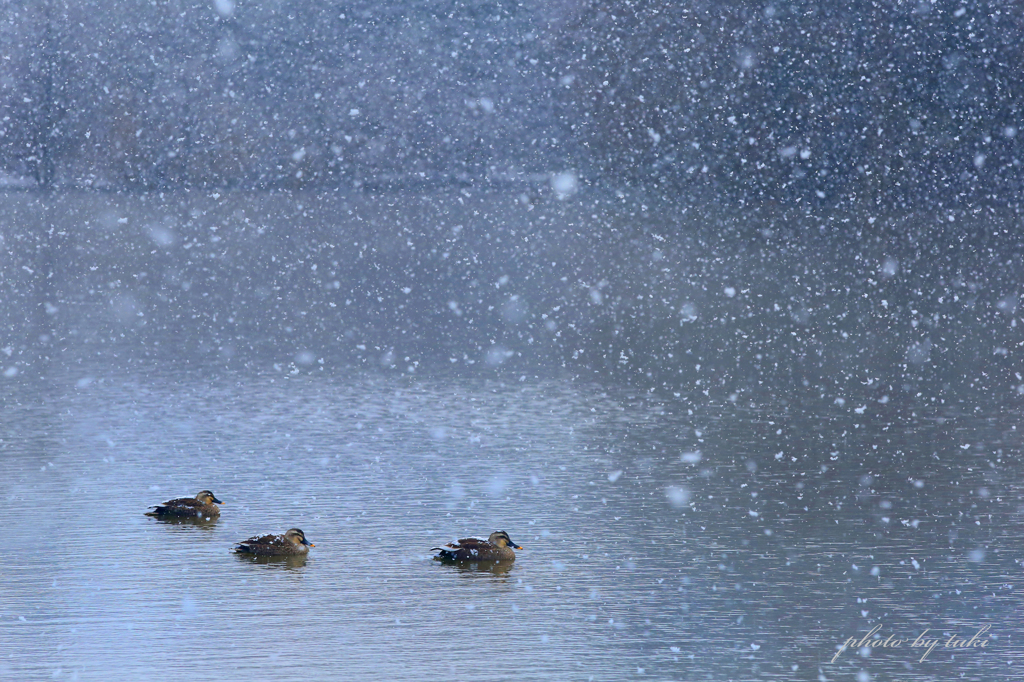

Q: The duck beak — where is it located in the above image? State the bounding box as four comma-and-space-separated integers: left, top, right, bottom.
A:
303, 540, 314, 547
213, 498, 224, 504
512, 542, 523, 550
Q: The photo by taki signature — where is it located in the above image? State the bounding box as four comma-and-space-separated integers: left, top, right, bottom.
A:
832, 624, 991, 663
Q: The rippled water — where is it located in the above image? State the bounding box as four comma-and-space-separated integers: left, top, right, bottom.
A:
2, 366, 1020, 680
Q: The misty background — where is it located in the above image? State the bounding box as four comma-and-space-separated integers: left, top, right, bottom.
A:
2, 0, 1022, 404
4, 0, 1024, 204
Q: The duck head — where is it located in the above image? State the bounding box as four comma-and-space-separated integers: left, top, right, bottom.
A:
488, 530, 522, 550
285, 528, 314, 547
195, 490, 224, 505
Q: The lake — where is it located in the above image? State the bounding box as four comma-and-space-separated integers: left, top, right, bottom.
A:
2, 188, 1021, 679
2, 360, 1018, 680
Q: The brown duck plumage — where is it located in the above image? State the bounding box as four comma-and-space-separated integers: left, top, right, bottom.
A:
432, 530, 522, 563
234, 528, 314, 556
145, 490, 223, 519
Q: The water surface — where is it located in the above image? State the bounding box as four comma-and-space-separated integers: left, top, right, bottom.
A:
2, 365, 1019, 680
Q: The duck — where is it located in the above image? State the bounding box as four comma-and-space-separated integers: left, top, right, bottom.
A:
145, 490, 223, 519
234, 528, 314, 556
431, 530, 522, 563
